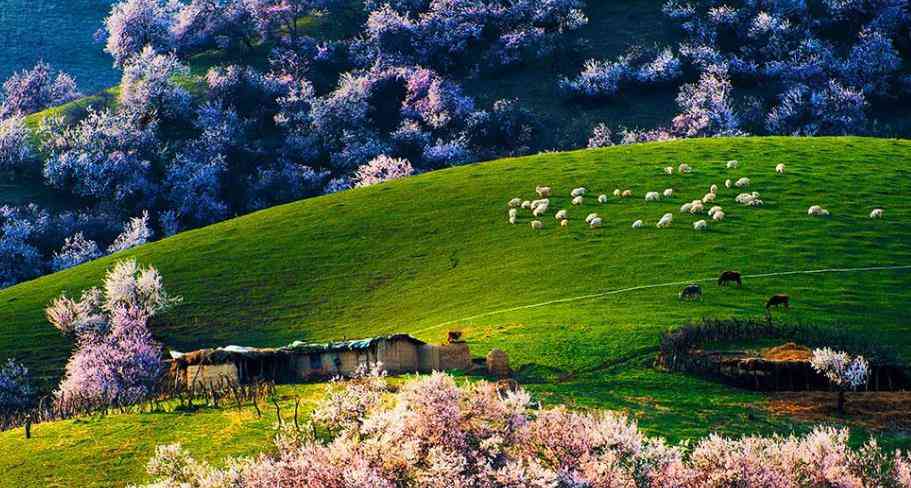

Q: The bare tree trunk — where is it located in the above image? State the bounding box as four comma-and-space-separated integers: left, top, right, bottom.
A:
837, 390, 846, 414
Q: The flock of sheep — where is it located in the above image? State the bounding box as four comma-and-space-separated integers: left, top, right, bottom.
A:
506, 160, 886, 231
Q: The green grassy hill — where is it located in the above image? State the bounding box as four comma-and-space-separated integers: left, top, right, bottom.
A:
1, 136, 910, 486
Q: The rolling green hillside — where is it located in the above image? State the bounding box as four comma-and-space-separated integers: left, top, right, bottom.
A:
2, 136, 911, 486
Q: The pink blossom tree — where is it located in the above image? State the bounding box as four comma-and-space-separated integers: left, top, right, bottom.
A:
0, 62, 80, 119
353, 155, 414, 187
811, 347, 870, 413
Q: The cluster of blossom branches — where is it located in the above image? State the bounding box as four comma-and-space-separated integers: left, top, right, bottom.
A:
578, 0, 911, 144
135, 370, 911, 487
46, 259, 178, 407
0, 359, 34, 415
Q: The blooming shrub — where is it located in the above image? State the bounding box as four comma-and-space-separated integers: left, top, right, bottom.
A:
0, 62, 81, 119
50, 259, 178, 407
171, 0, 255, 54
108, 211, 154, 254
0, 359, 33, 413
811, 347, 869, 412
135, 372, 911, 487
354, 155, 414, 187
104, 0, 179, 66
671, 67, 743, 137
766, 81, 867, 136
119, 47, 191, 120
51, 232, 102, 271
587, 122, 613, 148
0, 117, 35, 173
560, 46, 681, 99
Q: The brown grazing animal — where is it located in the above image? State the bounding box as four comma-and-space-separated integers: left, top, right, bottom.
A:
766, 294, 790, 309
718, 271, 742, 287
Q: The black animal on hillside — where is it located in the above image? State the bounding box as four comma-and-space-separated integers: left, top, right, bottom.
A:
679, 284, 703, 300
718, 271, 742, 287
766, 294, 790, 309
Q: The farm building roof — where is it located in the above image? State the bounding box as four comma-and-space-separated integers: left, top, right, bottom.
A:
170, 334, 426, 366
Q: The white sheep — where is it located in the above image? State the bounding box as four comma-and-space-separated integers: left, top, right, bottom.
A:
808, 205, 829, 217
572, 196, 584, 206
560, 219, 569, 227
508, 197, 522, 208
678, 163, 692, 174
870, 208, 884, 219
632, 219, 643, 229
709, 184, 718, 194
663, 188, 674, 198
693, 220, 708, 231
536, 186, 552, 197
775, 163, 785, 175
521, 200, 532, 209
613, 189, 621, 197
585, 213, 599, 224
689, 201, 705, 214
622, 189, 633, 198
657, 213, 673, 228
748, 198, 764, 207
712, 211, 726, 221
571, 187, 587, 197
531, 198, 549, 209
589, 217, 603, 228
735, 192, 760, 205
680, 202, 693, 213
664, 166, 674, 175
554, 209, 568, 220
598, 194, 609, 204
702, 193, 716, 204
533, 204, 548, 217
724, 179, 732, 189
726, 160, 739, 169
645, 191, 661, 202
708, 206, 723, 217
530, 220, 543, 229
508, 208, 518, 223
735, 177, 750, 188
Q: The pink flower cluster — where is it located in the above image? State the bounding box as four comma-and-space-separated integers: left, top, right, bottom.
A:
137, 371, 911, 487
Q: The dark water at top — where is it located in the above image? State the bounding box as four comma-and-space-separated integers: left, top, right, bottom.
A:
0, 0, 119, 95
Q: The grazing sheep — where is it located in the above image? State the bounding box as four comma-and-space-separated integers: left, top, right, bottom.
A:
657, 213, 673, 228
632, 219, 643, 229
585, 213, 599, 224
724, 179, 732, 189
664, 166, 674, 175
613, 189, 621, 197
679, 284, 702, 300
589, 217, 603, 228
645, 191, 661, 202
689, 201, 705, 214
708, 206, 723, 217
718, 271, 742, 287
622, 189, 633, 198
560, 219, 569, 227
678, 163, 692, 174
555, 209, 568, 220
531, 198, 549, 209
766, 294, 790, 309
712, 211, 726, 221
680, 202, 694, 213
775, 163, 785, 175
808, 205, 829, 217
571, 187, 587, 197
735, 192, 760, 205
508, 208, 518, 223
530, 220, 543, 230
726, 160, 739, 169
735, 177, 751, 188
663, 188, 674, 198
508, 197, 522, 208
702, 193, 716, 204
521, 200, 532, 209
870, 208, 884, 219
693, 220, 708, 231
748, 198, 764, 207
572, 196, 584, 206
533, 205, 548, 217
710, 184, 718, 194
598, 194, 609, 203
536, 186, 552, 197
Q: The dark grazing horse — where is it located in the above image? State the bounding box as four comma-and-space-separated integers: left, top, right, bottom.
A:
718, 271, 742, 287
766, 294, 790, 309
679, 284, 703, 300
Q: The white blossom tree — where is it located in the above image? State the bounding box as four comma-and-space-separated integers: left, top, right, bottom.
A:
810, 347, 869, 413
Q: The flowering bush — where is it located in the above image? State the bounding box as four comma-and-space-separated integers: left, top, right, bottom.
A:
135, 372, 911, 487
560, 46, 681, 99
0, 359, 33, 413
766, 81, 867, 136
119, 47, 191, 120
0, 62, 81, 119
50, 259, 178, 407
671, 67, 743, 137
104, 0, 180, 67
171, 0, 255, 54
811, 347, 869, 413
108, 211, 154, 254
51, 232, 102, 271
0, 117, 35, 173
587, 122, 613, 148
353, 155, 414, 188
